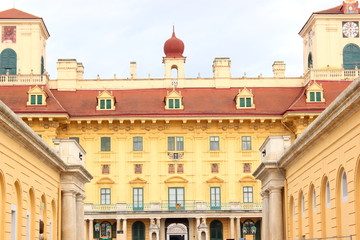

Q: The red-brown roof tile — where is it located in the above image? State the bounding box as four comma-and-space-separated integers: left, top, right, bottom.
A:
0, 8, 41, 19
314, 4, 344, 14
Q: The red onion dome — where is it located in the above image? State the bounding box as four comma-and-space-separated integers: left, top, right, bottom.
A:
164, 29, 185, 58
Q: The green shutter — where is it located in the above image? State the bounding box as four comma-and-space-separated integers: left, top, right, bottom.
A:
343, 43, 360, 69
30, 95, 36, 105
169, 99, 174, 108
37, 95, 42, 105
316, 92, 321, 102
0, 48, 17, 75
175, 99, 180, 108
106, 99, 112, 109
100, 99, 105, 109
310, 92, 315, 102
240, 98, 245, 107
246, 98, 251, 107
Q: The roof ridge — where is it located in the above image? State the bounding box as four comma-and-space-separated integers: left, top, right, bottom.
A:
0, 8, 41, 19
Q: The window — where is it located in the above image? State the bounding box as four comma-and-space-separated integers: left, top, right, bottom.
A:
134, 164, 142, 174
342, 171, 348, 202
211, 163, 219, 173
210, 136, 220, 151
133, 188, 143, 210
168, 136, 184, 151
30, 95, 43, 105
96, 90, 115, 110
133, 137, 143, 151
101, 137, 111, 152
165, 90, 184, 110
313, 188, 316, 212
0, 48, 17, 75
302, 194, 305, 214
177, 164, 184, 174
243, 163, 251, 173
236, 88, 255, 109
309, 92, 322, 102
240, 97, 252, 108
326, 181, 330, 208
100, 222, 112, 238
168, 164, 175, 174
27, 86, 47, 106
210, 187, 221, 210
343, 43, 360, 69
242, 136, 252, 150
168, 187, 184, 210
102, 165, 110, 174
100, 188, 111, 205
243, 186, 253, 203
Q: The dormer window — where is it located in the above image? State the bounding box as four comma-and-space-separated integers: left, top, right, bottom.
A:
306, 81, 325, 103
236, 88, 255, 109
96, 90, 115, 110
27, 86, 47, 106
165, 90, 184, 110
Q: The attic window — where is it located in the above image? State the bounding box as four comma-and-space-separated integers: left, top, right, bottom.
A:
165, 90, 184, 110
306, 82, 325, 103
236, 88, 255, 109
27, 86, 47, 106
96, 90, 115, 110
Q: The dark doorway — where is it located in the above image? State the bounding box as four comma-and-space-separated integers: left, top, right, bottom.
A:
170, 235, 185, 240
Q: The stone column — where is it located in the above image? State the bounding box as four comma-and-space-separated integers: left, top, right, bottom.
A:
156, 218, 161, 240
261, 191, 270, 240
269, 187, 283, 240
62, 190, 76, 240
230, 217, 235, 239
76, 194, 85, 240
122, 218, 127, 240
236, 217, 240, 240
88, 219, 93, 240
117, 218, 121, 240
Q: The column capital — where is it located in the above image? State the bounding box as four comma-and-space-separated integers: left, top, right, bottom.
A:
269, 186, 283, 193
261, 191, 270, 198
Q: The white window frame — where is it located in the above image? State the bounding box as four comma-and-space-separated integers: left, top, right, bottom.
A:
100, 188, 111, 205
210, 136, 220, 151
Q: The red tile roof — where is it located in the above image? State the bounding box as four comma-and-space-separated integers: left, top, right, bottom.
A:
314, 4, 344, 14
0, 8, 41, 19
0, 81, 351, 118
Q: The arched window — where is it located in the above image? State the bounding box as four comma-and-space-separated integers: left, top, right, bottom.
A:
132, 221, 145, 240
342, 171, 348, 202
313, 188, 316, 212
308, 52, 313, 69
210, 220, 223, 240
41, 56, 45, 75
0, 48, 17, 75
326, 181, 331, 208
343, 43, 360, 69
100, 221, 112, 238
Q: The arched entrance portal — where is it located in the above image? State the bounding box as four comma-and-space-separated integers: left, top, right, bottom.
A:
210, 220, 223, 240
167, 223, 187, 240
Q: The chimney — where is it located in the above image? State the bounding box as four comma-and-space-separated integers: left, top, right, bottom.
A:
213, 58, 231, 78
130, 62, 137, 79
272, 61, 286, 78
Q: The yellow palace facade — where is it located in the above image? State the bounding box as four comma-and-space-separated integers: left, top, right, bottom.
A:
0, 1, 359, 240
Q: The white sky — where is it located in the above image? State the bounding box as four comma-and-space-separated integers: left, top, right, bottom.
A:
3, 0, 341, 79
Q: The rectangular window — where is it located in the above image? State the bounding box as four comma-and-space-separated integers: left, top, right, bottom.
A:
168, 136, 184, 151
168, 187, 184, 210
106, 99, 112, 109
177, 164, 184, 174
243, 186, 253, 203
210, 136, 220, 151
169, 99, 174, 108
310, 92, 315, 102
30, 95, 36, 105
316, 92, 321, 101
246, 97, 251, 107
133, 188, 143, 210
101, 137, 111, 152
168, 164, 175, 174
102, 164, 110, 174
240, 97, 251, 107
37, 95, 43, 105
100, 188, 111, 205
240, 98, 245, 107
175, 99, 180, 108
100, 99, 105, 109
210, 187, 221, 209
242, 136, 252, 150
133, 137, 143, 151
243, 163, 251, 173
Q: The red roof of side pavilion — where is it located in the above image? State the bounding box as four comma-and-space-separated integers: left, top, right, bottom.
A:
0, 8, 41, 19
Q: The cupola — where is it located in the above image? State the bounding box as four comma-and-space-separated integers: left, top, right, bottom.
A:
164, 28, 185, 58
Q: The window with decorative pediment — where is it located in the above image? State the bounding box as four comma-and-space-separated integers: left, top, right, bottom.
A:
165, 90, 184, 110
306, 81, 325, 103
236, 88, 255, 109
27, 86, 47, 106
96, 90, 115, 110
